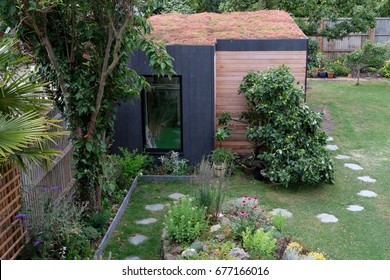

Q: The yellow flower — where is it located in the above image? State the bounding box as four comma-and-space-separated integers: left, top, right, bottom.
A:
308, 251, 326, 260
286, 242, 303, 253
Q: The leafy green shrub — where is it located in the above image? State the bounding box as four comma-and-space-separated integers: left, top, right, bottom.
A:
98, 154, 122, 196
119, 148, 152, 182
87, 209, 111, 234
379, 60, 390, 78
326, 61, 351, 76
238, 65, 334, 187
242, 227, 277, 260
210, 148, 235, 165
271, 212, 287, 232
307, 38, 319, 69
164, 197, 208, 243
345, 41, 389, 84
159, 151, 190, 175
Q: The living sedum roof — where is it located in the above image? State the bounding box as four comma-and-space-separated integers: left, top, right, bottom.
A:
149, 10, 307, 45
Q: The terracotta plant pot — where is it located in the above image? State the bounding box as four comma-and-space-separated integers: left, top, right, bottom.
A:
327, 72, 335, 78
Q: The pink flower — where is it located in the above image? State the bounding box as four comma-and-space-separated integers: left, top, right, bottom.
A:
242, 200, 246, 204
252, 205, 258, 209
247, 197, 252, 201
261, 217, 266, 221
254, 197, 258, 200
261, 209, 265, 213
244, 196, 248, 198
240, 211, 247, 216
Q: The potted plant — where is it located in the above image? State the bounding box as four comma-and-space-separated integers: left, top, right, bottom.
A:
326, 66, 335, 78
211, 148, 235, 177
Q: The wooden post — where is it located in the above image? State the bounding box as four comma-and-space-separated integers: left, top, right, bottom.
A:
318, 19, 324, 52
369, 27, 376, 43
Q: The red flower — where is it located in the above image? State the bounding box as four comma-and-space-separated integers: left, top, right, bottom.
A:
244, 195, 248, 198
252, 205, 258, 209
254, 197, 258, 200
261, 209, 265, 213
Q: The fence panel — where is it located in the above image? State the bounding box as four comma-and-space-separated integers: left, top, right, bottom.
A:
0, 164, 27, 260
314, 18, 390, 57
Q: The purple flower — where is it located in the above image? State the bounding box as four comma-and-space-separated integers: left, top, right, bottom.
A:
33, 239, 42, 247
14, 213, 28, 220
22, 221, 29, 226
41, 185, 49, 191
51, 186, 63, 190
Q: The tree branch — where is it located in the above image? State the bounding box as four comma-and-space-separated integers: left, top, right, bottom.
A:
85, 8, 132, 139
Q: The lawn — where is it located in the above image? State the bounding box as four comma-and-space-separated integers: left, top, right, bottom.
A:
103, 80, 390, 260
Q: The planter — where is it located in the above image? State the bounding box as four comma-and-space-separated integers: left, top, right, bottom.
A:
213, 163, 226, 177
327, 72, 335, 78
318, 71, 327, 78
241, 164, 255, 175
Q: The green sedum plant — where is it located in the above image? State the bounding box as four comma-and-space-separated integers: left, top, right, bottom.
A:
242, 227, 277, 260
164, 197, 208, 243
238, 65, 334, 187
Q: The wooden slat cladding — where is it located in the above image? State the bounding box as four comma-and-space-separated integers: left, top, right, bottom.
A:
215, 50, 307, 154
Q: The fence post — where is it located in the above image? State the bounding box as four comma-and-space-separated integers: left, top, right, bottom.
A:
369, 27, 376, 43
318, 19, 324, 52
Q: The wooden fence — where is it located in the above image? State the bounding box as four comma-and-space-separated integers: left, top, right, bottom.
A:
0, 164, 27, 260
0, 110, 74, 259
313, 18, 390, 57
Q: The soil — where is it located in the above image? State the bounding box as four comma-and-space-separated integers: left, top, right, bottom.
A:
320, 107, 334, 134
149, 11, 306, 45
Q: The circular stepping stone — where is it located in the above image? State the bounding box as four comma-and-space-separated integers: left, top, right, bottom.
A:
125, 256, 140, 260
135, 218, 157, 225
210, 224, 221, 233
145, 203, 165, 211
269, 208, 293, 218
335, 155, 351, 160
326, 136, 334, 142
128, 235, 148, 245
357, 190, 378, 197
344, 163, 364, 170
316, 213, 338, 223
168, 193, 185, 200
326, 144, 338, 151
347, 205, 364, 212
357, 176, 377, 183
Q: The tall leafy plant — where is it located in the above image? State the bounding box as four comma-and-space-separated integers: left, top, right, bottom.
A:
0, 1, 174, 208
238, 65, 334, 187
0, 37, 65, 170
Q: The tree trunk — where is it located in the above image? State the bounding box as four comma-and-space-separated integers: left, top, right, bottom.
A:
356, 68, 360, 85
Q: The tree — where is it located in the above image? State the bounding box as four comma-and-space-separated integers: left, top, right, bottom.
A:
278, 0, 377, 40
0, 1, 174, 208
0, 37, 65, 171
345, 41, 389, 85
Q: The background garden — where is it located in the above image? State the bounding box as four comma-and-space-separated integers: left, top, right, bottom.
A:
1, 0, 390, 260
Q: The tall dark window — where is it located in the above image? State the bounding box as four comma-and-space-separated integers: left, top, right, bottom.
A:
142, 76, 182, 151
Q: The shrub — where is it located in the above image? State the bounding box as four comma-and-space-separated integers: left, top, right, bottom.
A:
242, 227, 277, 260
159, 151, 190, 175
326, 61, 351, 76
238, 65, 334, 187
225, 196, 267, 238
271, 212, 287, 232
119, 148, 152, 182
98, 154, 122, 197
307, 38, 319, 69
161, 0, 195, 14
210, 148, 235, 165
379, 60, 390, 78
24, 191, 93, 260
193, 182, 225, 223
164, 197, 208, 243
345, 41, 389, 85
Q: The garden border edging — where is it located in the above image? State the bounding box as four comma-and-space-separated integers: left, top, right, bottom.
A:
94, 175, 197, 259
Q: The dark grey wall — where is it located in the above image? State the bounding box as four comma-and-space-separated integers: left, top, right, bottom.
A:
113, 45, 216, 165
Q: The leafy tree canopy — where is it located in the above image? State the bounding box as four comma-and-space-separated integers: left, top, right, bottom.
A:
0, 0, 174, 208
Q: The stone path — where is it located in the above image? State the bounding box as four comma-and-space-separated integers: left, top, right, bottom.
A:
126, 193, 185, 259
316, 135, 380, 223
269, 208, 293, 218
